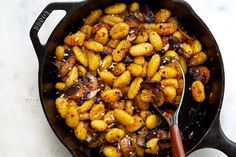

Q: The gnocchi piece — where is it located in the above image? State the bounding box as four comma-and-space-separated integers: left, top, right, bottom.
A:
191, 39, 202, 53
188, 52, 207, 66
191, 81, 205, 102
134, 31, 149, 44
101, 89, 123, 103
151, 72, 162, 82
85, 40, 104, 52
146, 115, 158, 129
125, 100, 134, 115
113, 40, 132, 62
107, 39, 120, 48
84, 9, 103, 26
163, 86, 177, 102
147, 54, 161, 78
149, 31, 163, 51
113, 109, 135, 126
134, 56, 145, 65
74, 121, 87, 141
130, 2, 139, 12
164, 50, 179, 61
72, 46, 88, 67
89, 104, 105, 120
105, 3, 127, 15
102, 146, 122, 157
127, 63, 143, 76
128, 77, 143, 99
140, 111, 152, 121
64, 32, 86, 46
159, 66, 178, 78
182, 42, 194, 56
91, 120, 108, 131
55, 97, 68, 118
55, 45, 65, 61
100, 55, 113, 71
66, 106, 79, 128
102, 15, 124, 26
105, 128, 125, 143
156, 23, 177, 35
55, 82, 66, 90
92, 22, 112, 34
161, 78, 179, 88
141, 23, 159, 31
126, 116, 144, 132
77, 99, 95, 113
77, 65, 87, 76
112, 63, 126, 76
113, 71, 131, 88
173, 31, 183, 41
103, 111, 116, 124
135, 94, 150, 111
129, 43, 154, 56
100, 71, 116, 86
140, 62, 148, 78
68, 100, 78, 108
145, 138, 159, 154
110, 23, 130, 39
87, 51, 101, 71
155, 9, 171, 23
78, 112, 90, 120
80, 25, 93, 40
66, 66, 78, 86
95, 27, 109, 45
112, 101, 125, 110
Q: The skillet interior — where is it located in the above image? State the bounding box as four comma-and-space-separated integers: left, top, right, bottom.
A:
39, 0, 224, 156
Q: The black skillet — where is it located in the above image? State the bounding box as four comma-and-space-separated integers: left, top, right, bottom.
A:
30, 0, 236, 156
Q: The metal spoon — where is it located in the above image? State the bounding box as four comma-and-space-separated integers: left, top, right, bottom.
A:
140, 56, 186, 157
162, 56, 186, 157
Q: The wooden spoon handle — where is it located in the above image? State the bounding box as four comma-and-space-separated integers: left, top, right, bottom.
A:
170, 125, 186, 157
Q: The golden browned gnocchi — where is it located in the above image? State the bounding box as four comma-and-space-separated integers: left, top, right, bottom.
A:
113, 70, 131, 88
64, 31, 85, 46
95, 27, 109, 45
191, 80, 205, 102
102, 146, 122, 157
91, 120, 108, 131
129, 43, 154, 56
105, 3, 126, 15
72, 46, 88, 67
113, 109, 135, 126
109, 23, 130, 39
113, 40, 132, 62
102, 15, 124, 26
74, 121, 87, 141
54, 2, 210, 156
105, 128, 125, 143
147, 54, 161, 78
85, 40, 104, 52
84, 9, 103, 26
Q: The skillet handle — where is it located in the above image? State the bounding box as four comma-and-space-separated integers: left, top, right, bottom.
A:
193, 113, 236, 156
30, 2, 85, 64
170, 125, 186, 157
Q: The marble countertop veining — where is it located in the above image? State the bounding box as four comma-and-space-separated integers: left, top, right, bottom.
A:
0, 0, 236, 156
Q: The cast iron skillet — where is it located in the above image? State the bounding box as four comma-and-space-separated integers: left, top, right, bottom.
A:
30, 0, 236, 156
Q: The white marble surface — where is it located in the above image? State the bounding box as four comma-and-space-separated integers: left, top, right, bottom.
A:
0, 0, 236, 156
